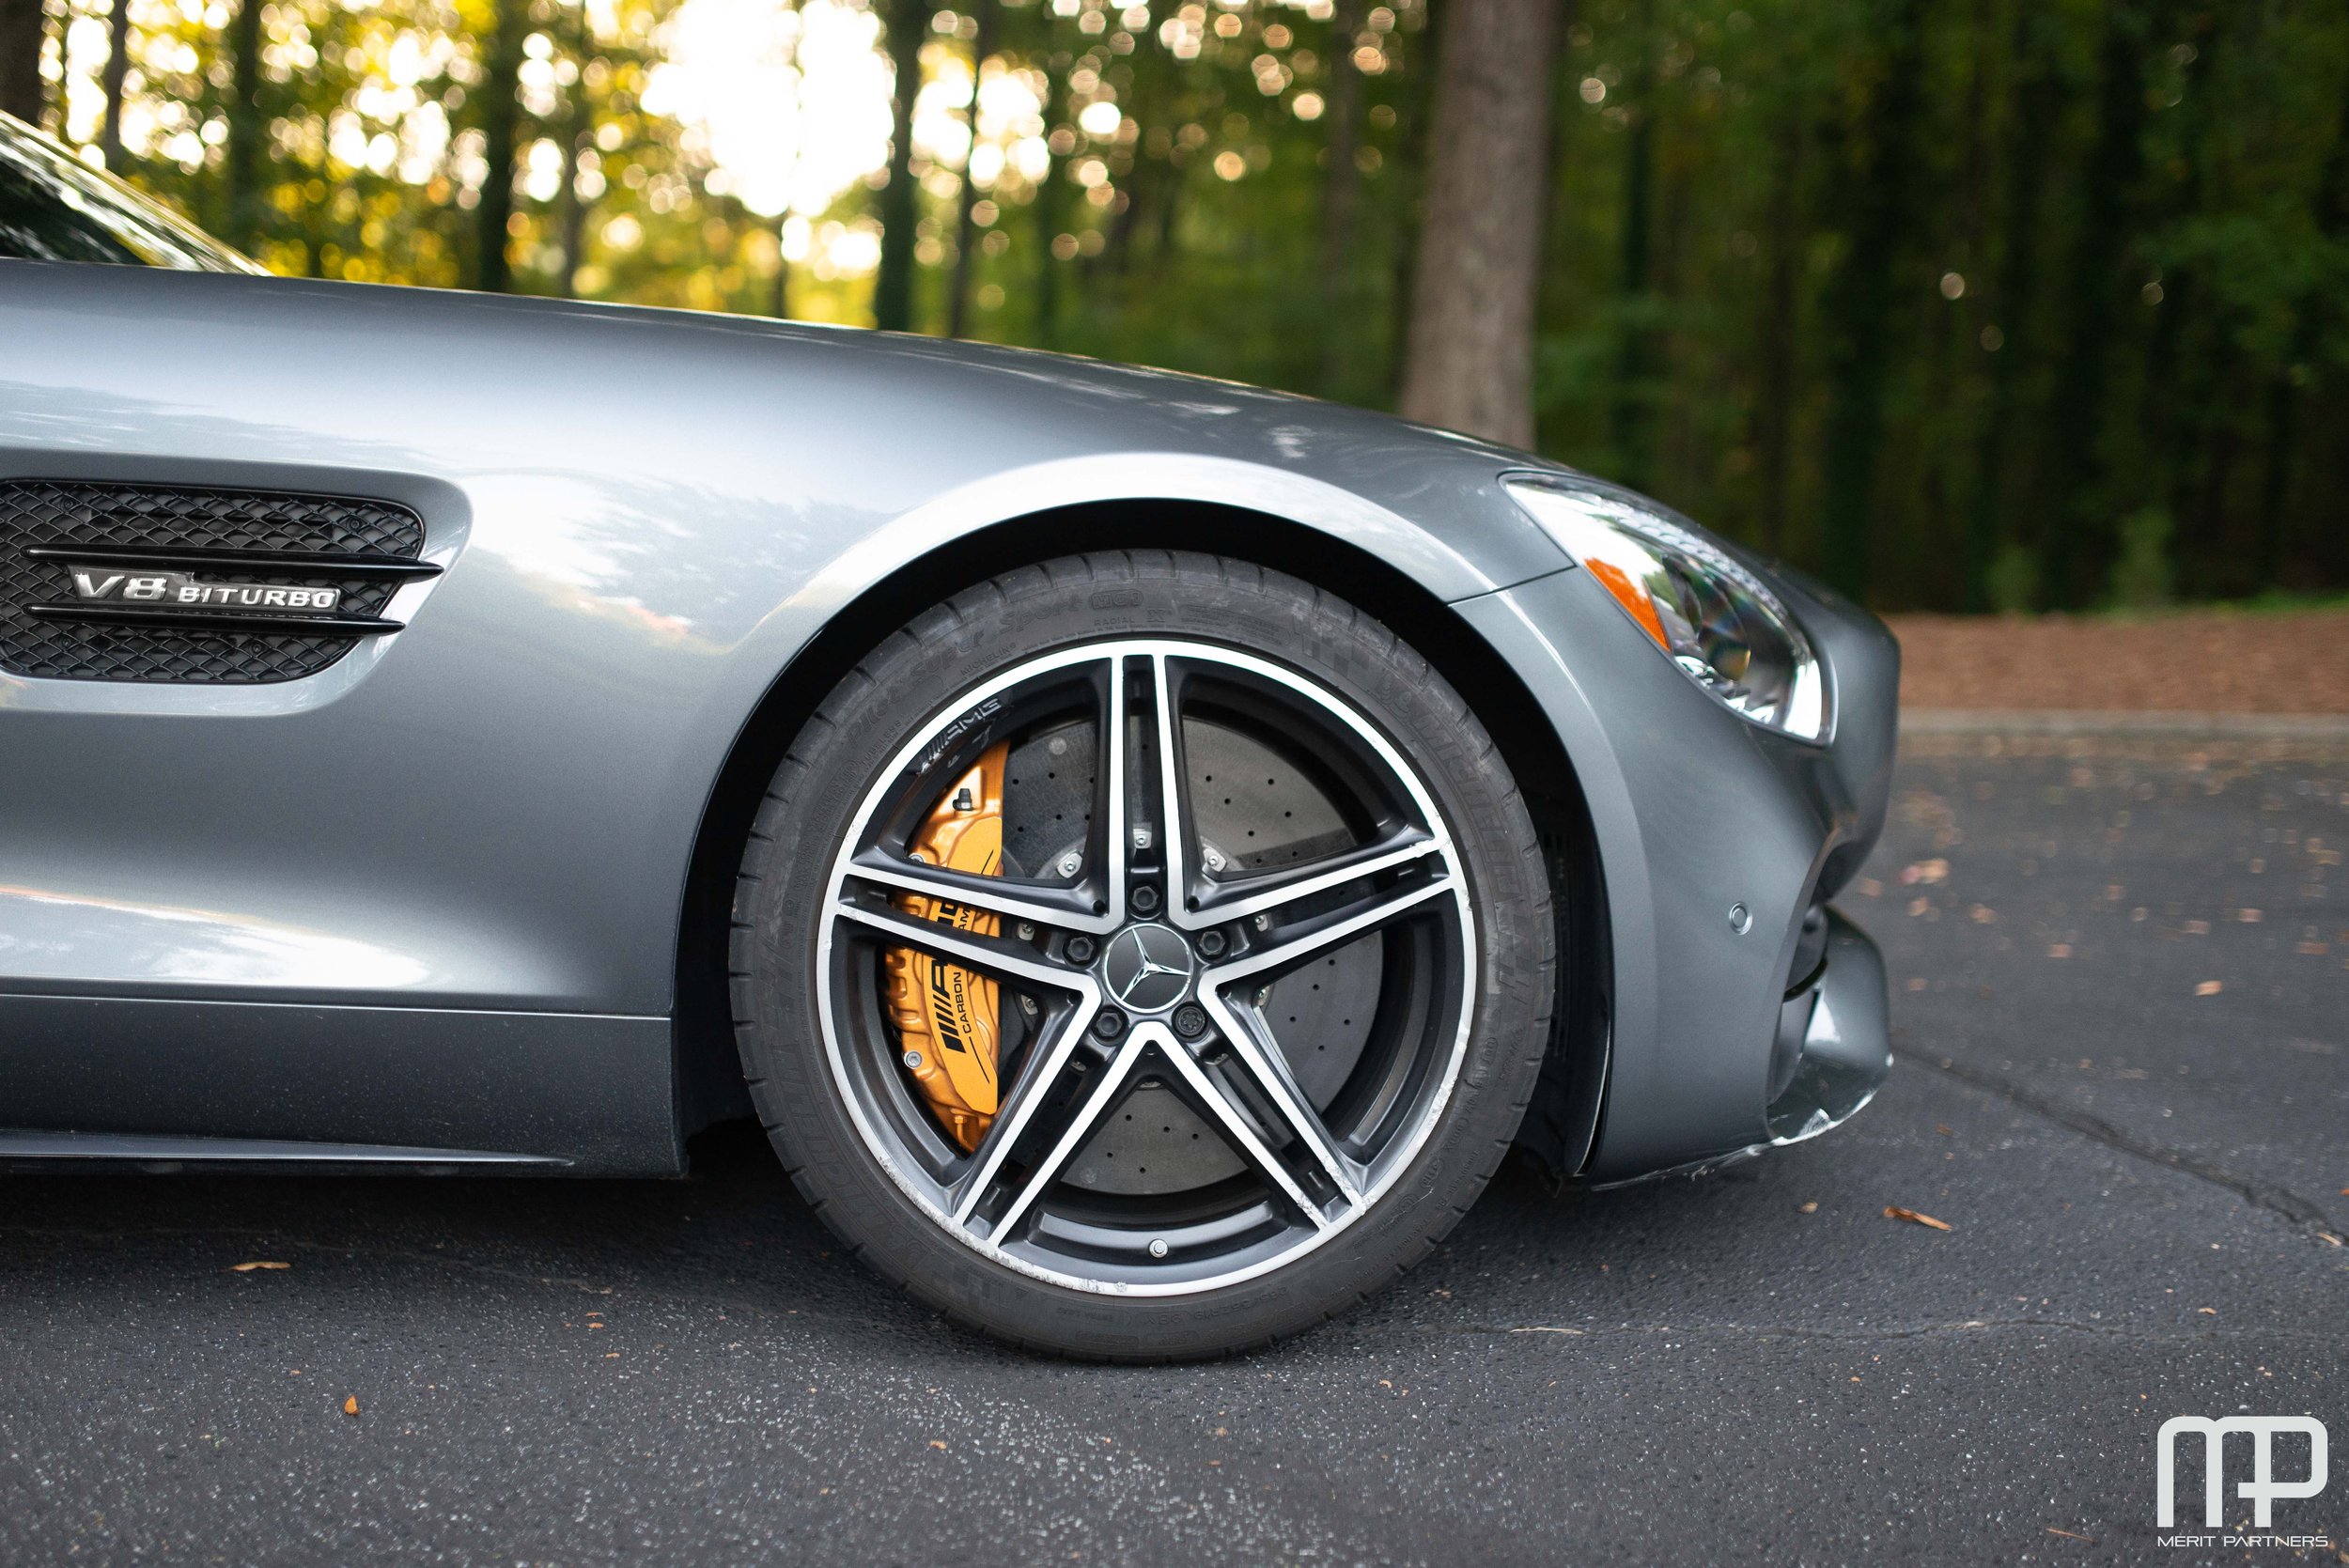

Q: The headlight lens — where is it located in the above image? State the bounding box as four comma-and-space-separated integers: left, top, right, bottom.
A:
1505, 475, 1826, 741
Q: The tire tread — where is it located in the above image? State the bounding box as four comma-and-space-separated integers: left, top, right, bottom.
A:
729, 551, 1556, 1361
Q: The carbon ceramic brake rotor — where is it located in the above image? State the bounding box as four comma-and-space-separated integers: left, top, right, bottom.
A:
884, 714, 1384, 1192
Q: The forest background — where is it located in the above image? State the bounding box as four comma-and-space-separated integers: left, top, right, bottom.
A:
6, 0, 2345, 612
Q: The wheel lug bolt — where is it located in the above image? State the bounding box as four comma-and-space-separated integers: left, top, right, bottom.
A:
1130, 885, 1161, 916
1147, 1237, 1170, 1259
1196, 929, 1226, 958
1091, 1008, 1127, 1040
1173, 1004, 1207, 1040
1066, 936, 1097, 964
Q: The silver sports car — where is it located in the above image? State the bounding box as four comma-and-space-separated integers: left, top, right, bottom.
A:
0, 114, 1897, 1359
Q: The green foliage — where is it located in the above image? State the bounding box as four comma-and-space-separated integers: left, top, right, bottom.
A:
27, 0, 2349, 608
1987, 541, 2039, 615
2107, 506, 2174, 610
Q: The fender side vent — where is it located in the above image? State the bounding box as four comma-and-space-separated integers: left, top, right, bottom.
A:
0, 480, 429, 684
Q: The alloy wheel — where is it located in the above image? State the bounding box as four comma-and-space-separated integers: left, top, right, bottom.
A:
815, 638, 1478, 1296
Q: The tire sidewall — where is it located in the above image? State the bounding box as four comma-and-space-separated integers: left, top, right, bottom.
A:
735, 553, 1552, 1358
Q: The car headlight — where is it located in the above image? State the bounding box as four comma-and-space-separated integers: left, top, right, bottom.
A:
1505, 475, 1827, 741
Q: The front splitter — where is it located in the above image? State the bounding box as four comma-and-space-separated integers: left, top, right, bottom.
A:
1593, 908, 1892, 1188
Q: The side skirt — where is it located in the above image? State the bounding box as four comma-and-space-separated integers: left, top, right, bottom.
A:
0, 1129, 566, 1172
0, 993, 682, 1176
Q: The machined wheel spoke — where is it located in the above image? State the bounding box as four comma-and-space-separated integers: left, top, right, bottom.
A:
843, 851, 1113, 936
982, 1034, 1151, 1239
1191, 998, 1364, 1207
947, 997, 1098, 1224
1204, 869, 1462, 987
833, 895, 1096, 995
1055, 650, 1130, 920
1155, 1028, 1343, 1228
1177, 828, 1441, 931
1148, 654, 1194, 912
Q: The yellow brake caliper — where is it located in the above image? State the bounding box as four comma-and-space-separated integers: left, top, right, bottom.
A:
881, 741, 1009, 1152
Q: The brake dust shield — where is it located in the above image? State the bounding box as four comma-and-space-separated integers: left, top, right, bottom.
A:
880, 742, 1009, 1152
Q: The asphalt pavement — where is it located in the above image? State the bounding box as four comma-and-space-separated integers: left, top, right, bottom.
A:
2, 733, 2342, 1565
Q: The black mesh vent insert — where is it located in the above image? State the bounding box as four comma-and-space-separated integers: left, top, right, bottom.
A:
0, 480, 427, 684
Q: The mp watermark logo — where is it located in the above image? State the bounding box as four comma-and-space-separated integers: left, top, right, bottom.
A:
2155, 1416, 2330, 1551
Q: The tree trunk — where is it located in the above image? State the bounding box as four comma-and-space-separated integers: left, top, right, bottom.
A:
770, 215, 790, 318
1815, 0, 1929, 602
945, 0, 999, 337
1098, 8, 1169, 279
2038, 0, 2163, 608
2251, 81, 2349, 588
1032, 52, 1068, 349
1382, 0, 1446, 403
100, 0, 130, 167
552, 5, 595, 300
2132, 7, 2224, 595
557, 127, 589, 299
0, 0, 43, 127
1608, 0, 1657, 488
1395, 0, 1560, 447
1961, 1, 2058, 611
872, 0, 926, 333
1315, 0, 1365, 396
2192, 361, 2245, 592
474, 0, 528, 293
1751, 116, 1804, 556
224, 0, 265, 251
1911, 0, 1998, 607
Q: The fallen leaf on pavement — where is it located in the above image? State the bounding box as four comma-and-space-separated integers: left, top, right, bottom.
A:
342, 1396, 359, 1417
1900, 859, 1948, 886
2194, 980, 2222, 996
1883, 1206, 1952, 1232
2197, 1307, 2217, 1315
1797, 1202, 1819, 1214
929, 1440, 946, 1451
231, 1262, 290, 1272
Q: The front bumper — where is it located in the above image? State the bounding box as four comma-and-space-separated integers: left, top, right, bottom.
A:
1452, 558, 1898, 1181
1766, 909, 1891, 1144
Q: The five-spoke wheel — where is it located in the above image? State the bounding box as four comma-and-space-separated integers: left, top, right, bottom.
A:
734, 554, 1552, 1357
819, 639, 1475, 1293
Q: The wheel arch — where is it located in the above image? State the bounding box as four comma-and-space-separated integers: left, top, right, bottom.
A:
670, 502, 1610, 1175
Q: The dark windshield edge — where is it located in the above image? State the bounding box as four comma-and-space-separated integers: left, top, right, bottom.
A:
0, 111, 264, 274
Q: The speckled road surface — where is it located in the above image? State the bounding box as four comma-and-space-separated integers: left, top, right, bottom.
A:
2, 737, 2341, 1565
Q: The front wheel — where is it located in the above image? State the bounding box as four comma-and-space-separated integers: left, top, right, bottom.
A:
731, 552, 1555, 1359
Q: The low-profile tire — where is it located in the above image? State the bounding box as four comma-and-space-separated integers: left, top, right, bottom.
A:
730, 551, 1554, 1360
